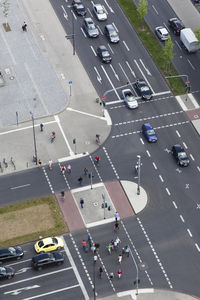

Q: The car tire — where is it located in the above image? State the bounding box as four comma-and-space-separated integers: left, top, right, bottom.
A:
57, 261, 62, 266
7, 275, 12, 279
17, 256, 22, 260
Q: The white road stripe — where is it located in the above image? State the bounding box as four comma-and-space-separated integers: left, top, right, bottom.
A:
134, 60, 154, 93
146, 150, 151, 157
195, 243, 200, 252
90, 46, 97, 56
188, 93, 199, 108
197, 166, 200, 172
166, 187, 171, 196
182, 142, 187, 149
55, 115, 74, 156
123, 40, 130, 51
10, 184, 31, 190
187, 229, 193, 237
180, 215, 185, 223
126, 61, 136, 78
101, 65, 120, 99
187, 58, 195, 70
172, 201, 177, 209
190, 154, 195, 161
152, 162, 157, 169
159, 175, 164, 182
152, 5, 158, 14
176, 130, 181, 137
140, 138, 144, 145
176, 95, 188, 111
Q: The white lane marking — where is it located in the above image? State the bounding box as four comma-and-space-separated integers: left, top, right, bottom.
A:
90, 46, 97, 56
163, 22, 169, 32
146, 150, 151, 157
166, 187, 171, 196
54, 115, 74, 156
188, 93, 199, 108
10, 184, 31, 190
67, 107, 106, 121
103, 147, 119, 179
81, 27, 87, 38
4, 285, 40, 296
195, 243, 200, 252
123, 40, 130, 51
94, 66, 102, 84
126, 61, 136, 78
140, 138, 144, 145
134, 60, 155, 93
107, 43, 114, 54
190, 154, 195, 161
180, 215, 185, 223
112, 22, 118, 32
152, 5, 158, 15
87, 6, 93, 17
197, 166, 200, 172
63, 237, 89, 300
61, 5, 68, 20
104, 0, 114, 13
97, 24, 103, 35
175, 40, 182, 51
118, 63, 133, 87
15, 267, 32, 275
175, 96, 188, 111
71, 10, 77, 20
187, 58, 195, 70
139, 59, 151, 76
152, 162, 157, 169
159, 175, 164, 182
153, 91, 171, 96
6, 258, 32, 267
176, 130, 181, 137
101, 65, 120, 99
182, 142, 187, 149
110, 64, 120, 81
187, 229, 193, 237
172, 201, 177, 209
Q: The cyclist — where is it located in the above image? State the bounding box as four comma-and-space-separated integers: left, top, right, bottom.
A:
95, 155, 100, 165
96, 134, 100, 144
67, 164, 71, 174
61, 165, 66, 175
114, 221, 120, 232
51, 131, 56, 143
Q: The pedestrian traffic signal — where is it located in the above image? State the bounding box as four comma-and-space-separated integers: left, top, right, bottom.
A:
88, 173, 94, 179
73, 138, 76, 144
185, 81, 191, 93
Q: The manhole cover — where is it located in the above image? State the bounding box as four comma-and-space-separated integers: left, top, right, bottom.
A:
139, 262, 148, 271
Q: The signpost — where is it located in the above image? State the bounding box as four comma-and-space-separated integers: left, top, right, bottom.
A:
68, 80, 72, 96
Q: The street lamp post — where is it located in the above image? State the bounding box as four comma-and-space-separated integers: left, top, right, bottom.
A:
30, 112, 37, 165
137, 155, 141, 195
93, 256, 97, 300
129, 247, 139, 297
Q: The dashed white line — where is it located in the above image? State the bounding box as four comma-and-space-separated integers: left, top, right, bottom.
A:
195, 243, 200, 252
159, 175, 164, 182
152, 4, 159, 14
187, 58, 195, 70
140, 138, 144, 145
187, 229, 193, 237
172, 201, 177, 209
146, 150, 151, 157
176, 130, 181, 137
112, 22, 118, 32
180, 215, 185, 223
152, 162, 157, 170
190, 154, 195, 161
90, 45, 97, 56
182, 142, 187, 149
166, 187, 171, 196
81, 27, 87, 38
197, 166, 200, 172
123, 40, 130, 51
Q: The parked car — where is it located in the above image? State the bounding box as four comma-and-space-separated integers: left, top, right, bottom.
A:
142, 123, 157, 142
0, 266, 15, 280
72, 0, 86, 16
104, 24, 119, 43
155, 26, 169, 41
171, 145, 189, 166
32, 252, 64, 270
34, 236, 64, 253
83, 18, 99, 37
97, 45, 111, 63
122, 89, 138, 109
0, 247, 24, 262
168, 18, 185, 35
134, 79, 153, 100
93, 4, 107, 21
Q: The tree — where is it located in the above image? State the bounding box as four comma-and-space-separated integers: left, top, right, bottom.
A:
0, 0, 10, 26
163, 36, 174, 72
137, 0, 148, 29
194, 28, 200, 45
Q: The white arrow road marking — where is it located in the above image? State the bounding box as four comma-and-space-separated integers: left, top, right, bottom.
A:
134, 59, 154, 93
126, 61, 136, 78
61, 5, 68, 20
104, 0, 114, 13
110, 65, 120, 81
4, 285, 40, 295
101, 65, 120, 99
139, 59, 151, 76
15, 267, 32, 275
94, 66, 102, 84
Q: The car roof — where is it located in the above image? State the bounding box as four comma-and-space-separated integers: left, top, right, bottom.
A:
143, 123, 153, 129
98, 45, 107, 50
173, 144, 184, 151
34, 253, 51, 260
106, 24, 115, 30
85, 17, 93, 22
157, 27, 168, 34
39, 237, 53, 244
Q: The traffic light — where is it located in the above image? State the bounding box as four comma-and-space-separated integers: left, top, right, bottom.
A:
185, 81, 191, 93
73, 138, 76, 144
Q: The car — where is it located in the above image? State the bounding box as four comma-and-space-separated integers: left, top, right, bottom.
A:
93, 4, 107, 21
142, 123, 157, 142
155, 26, 169, 41
32, 252, 64, 270
83, 18, 99, 38
171, 145, 190, 167
104, 24, 119, 43
72, 0, 86, 16
34, 236, 64, 253
168, 18, 185, 35
122, 89, 138, 109
134, 79, 153, 100
97, 45, 111, 63
0, 247, 24, 262
0, 266, 15, 280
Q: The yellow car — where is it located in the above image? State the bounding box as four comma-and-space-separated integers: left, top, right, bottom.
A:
34, 236, 64, 253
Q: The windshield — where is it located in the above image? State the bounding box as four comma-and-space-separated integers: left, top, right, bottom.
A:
38, 241, 44, 247
52, 237, 58, 244
102, 50, 109, 57
178, 152, 187, 159
147, 129, 155, 135
97, 8, 104, 14
141, 86, 150, 92
8, 247, 16, 254
127, 95, 135, 102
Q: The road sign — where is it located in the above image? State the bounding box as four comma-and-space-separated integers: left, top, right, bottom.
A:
69, 81, 72, 85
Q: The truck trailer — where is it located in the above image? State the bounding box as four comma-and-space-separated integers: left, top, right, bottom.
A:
180, 28, 200, 53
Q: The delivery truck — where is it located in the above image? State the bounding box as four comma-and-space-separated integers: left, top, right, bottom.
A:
180, 28, 200, 53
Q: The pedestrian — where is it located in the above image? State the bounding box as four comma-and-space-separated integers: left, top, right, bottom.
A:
107, 243, 112, 254
108, 272, 114, 280
22, 22, 27, 31
111, 239, 114, 249
125, 245, 130, 257
95, 242, 100, 252
115, 237, 121, 247
61, 165, 66, 175
115, 211, 119, 222
114, 221, 120, 232
82, 240, 86, 252
99, 266, 103, 278
67, 164, 71, 174
118, 253, 123, 264
84, 167, 88, 175
91, 245, 96, 253
78, 176, 83, 185
48, 159, 53, 170
80, 198, 84, 208
114, 240, 118, 251
40, 123, 44, 132
93, 254, 98, 263
117, 269, 123, 279
88, 234, 92, 248
38, 159, 42, 167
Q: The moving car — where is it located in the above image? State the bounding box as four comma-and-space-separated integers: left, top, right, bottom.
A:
142, 123, 157, 142
93, 4, 107, 21
34, 236, 64, 253
171, 145, 190, 167
122, 89, 138, 109
32, 252, 64, 270
0, 247, 24, 262
97, 45, 111, 63
168, 18, 185, 35
0, 266, 15, 280
83, 18, 99, 38
155, 26, 169, 41
72, 0, 86, 16
134, 79, 153, 100
104, 24, 119, 43
180, 28, 200, 53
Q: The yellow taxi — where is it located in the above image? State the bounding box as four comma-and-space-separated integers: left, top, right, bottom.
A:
34, 236, 64, 253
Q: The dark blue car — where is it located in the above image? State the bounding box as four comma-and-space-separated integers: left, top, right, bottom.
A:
142, 123, 157, 142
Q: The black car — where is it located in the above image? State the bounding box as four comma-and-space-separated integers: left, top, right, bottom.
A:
32, 252, 64, 270
134, 79, 153, 100
0, 266, 15, 280
72, 0, 86, 16
97, 45, 111, 63
168, 18, 185, 35
0, 247, 24, 262
171, 144, 190, 167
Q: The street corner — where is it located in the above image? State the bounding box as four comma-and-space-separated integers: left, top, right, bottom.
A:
186, 108, 200, 121
120, 180, 148, 214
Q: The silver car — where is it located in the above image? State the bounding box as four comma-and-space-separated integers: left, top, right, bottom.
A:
155, 26, 169, 41
122, 89, 138, 109
83, 18, 99, 38
93, 4, 107, 21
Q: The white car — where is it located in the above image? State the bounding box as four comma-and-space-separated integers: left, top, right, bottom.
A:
122, 89, 138, 109
93, 4, 107, 21
155, 26, 169, 41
